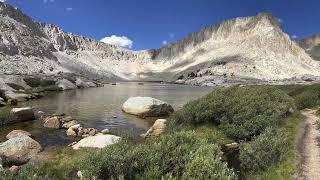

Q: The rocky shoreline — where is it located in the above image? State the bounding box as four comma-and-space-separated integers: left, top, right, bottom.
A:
0, 73, 103, 110
0, 96, 173, 173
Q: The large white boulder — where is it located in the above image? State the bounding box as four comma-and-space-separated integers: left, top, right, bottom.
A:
122, 97, 174, 118
0, 135, 41, 165
72, 134, 120, 150
9, 107, 35, 124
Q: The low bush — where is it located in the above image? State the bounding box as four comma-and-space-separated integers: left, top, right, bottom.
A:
77, 131, 235, 179
1, 131, 235, 180
239, 128, 288, 172
169, 86, 295, 140
279, 84, 320, 109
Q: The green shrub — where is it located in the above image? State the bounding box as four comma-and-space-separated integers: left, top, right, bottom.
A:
294, 91, 319, 109
170, 86, 295, 140
279, 84, 320, 109
76, 131, 234, 180
239, 128, 288, 172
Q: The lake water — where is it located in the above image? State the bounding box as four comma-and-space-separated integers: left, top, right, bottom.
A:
0, 82, 212, 148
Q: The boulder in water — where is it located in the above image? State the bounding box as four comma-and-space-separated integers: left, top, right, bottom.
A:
43, 116, 61, 129
72, 134, 120, 150
9, 107, 35, 124
122, 97, 174, 118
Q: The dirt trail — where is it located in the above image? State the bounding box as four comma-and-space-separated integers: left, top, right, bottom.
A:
298, 109, 320, 180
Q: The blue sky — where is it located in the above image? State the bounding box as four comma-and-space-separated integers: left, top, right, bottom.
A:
2, 0, 320, 50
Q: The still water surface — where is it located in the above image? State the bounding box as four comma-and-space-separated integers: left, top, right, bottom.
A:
0, 83, 212, 148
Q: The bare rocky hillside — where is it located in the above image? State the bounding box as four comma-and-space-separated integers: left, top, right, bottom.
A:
1, 2, 319, 85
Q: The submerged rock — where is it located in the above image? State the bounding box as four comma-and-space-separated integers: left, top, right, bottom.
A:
141, 119, 167, 138
72, 134, 120, 150
6, 130, 32, 139
9, 107, 35, 124
0, 135, 41, 165
122, 97, 174, 118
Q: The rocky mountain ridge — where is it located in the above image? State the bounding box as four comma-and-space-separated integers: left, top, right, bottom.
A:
0, 2, 320, 85
298, 34, 320, 61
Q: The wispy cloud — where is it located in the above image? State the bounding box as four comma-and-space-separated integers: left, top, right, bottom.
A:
66, 7, 73, 11
162, 40, 168, 45
101, 35, 133, 49
169, 33, 175, 38
291, 35, 298, 39
0, 0, 6, 3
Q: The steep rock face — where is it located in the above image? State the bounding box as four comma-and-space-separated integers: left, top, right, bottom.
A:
151, 13, 320, 81
298, 35, 320, 61
0, 1, 319, 83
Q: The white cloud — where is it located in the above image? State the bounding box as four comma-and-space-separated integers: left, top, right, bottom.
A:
162, 40, 168, 45
169, 33, 175, 38
66, 7, 73, 11
0, 0, 6, 3
100, 35, 133, 49
277, 18, 283, 23
291, 35, 298, 39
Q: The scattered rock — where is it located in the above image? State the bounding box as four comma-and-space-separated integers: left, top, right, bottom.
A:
122, 97, 174, 118
77, 170, 83, 179
72, 134, 121, 150
62, 120, 78, 129
225, 143, 239, 150
0, 157, 3, 172
9, 165, 20, 174
9, 107, 35, 124
113, 116, 117, 118
101, 128, 110, 134
2, 90, 33, 103
60, 116, 75, 123
0, 135, 42, 165
75, 78, 97, 88
43, 116, 61, 129
6, 130, 32, 139
0, 97, 5, 107
83, 128, 97, 136
302, 75, 316, 82
141, 119, 167, 138
52, 113, 66, 116
66, 124, 81, 137
56, 79, 77, 90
